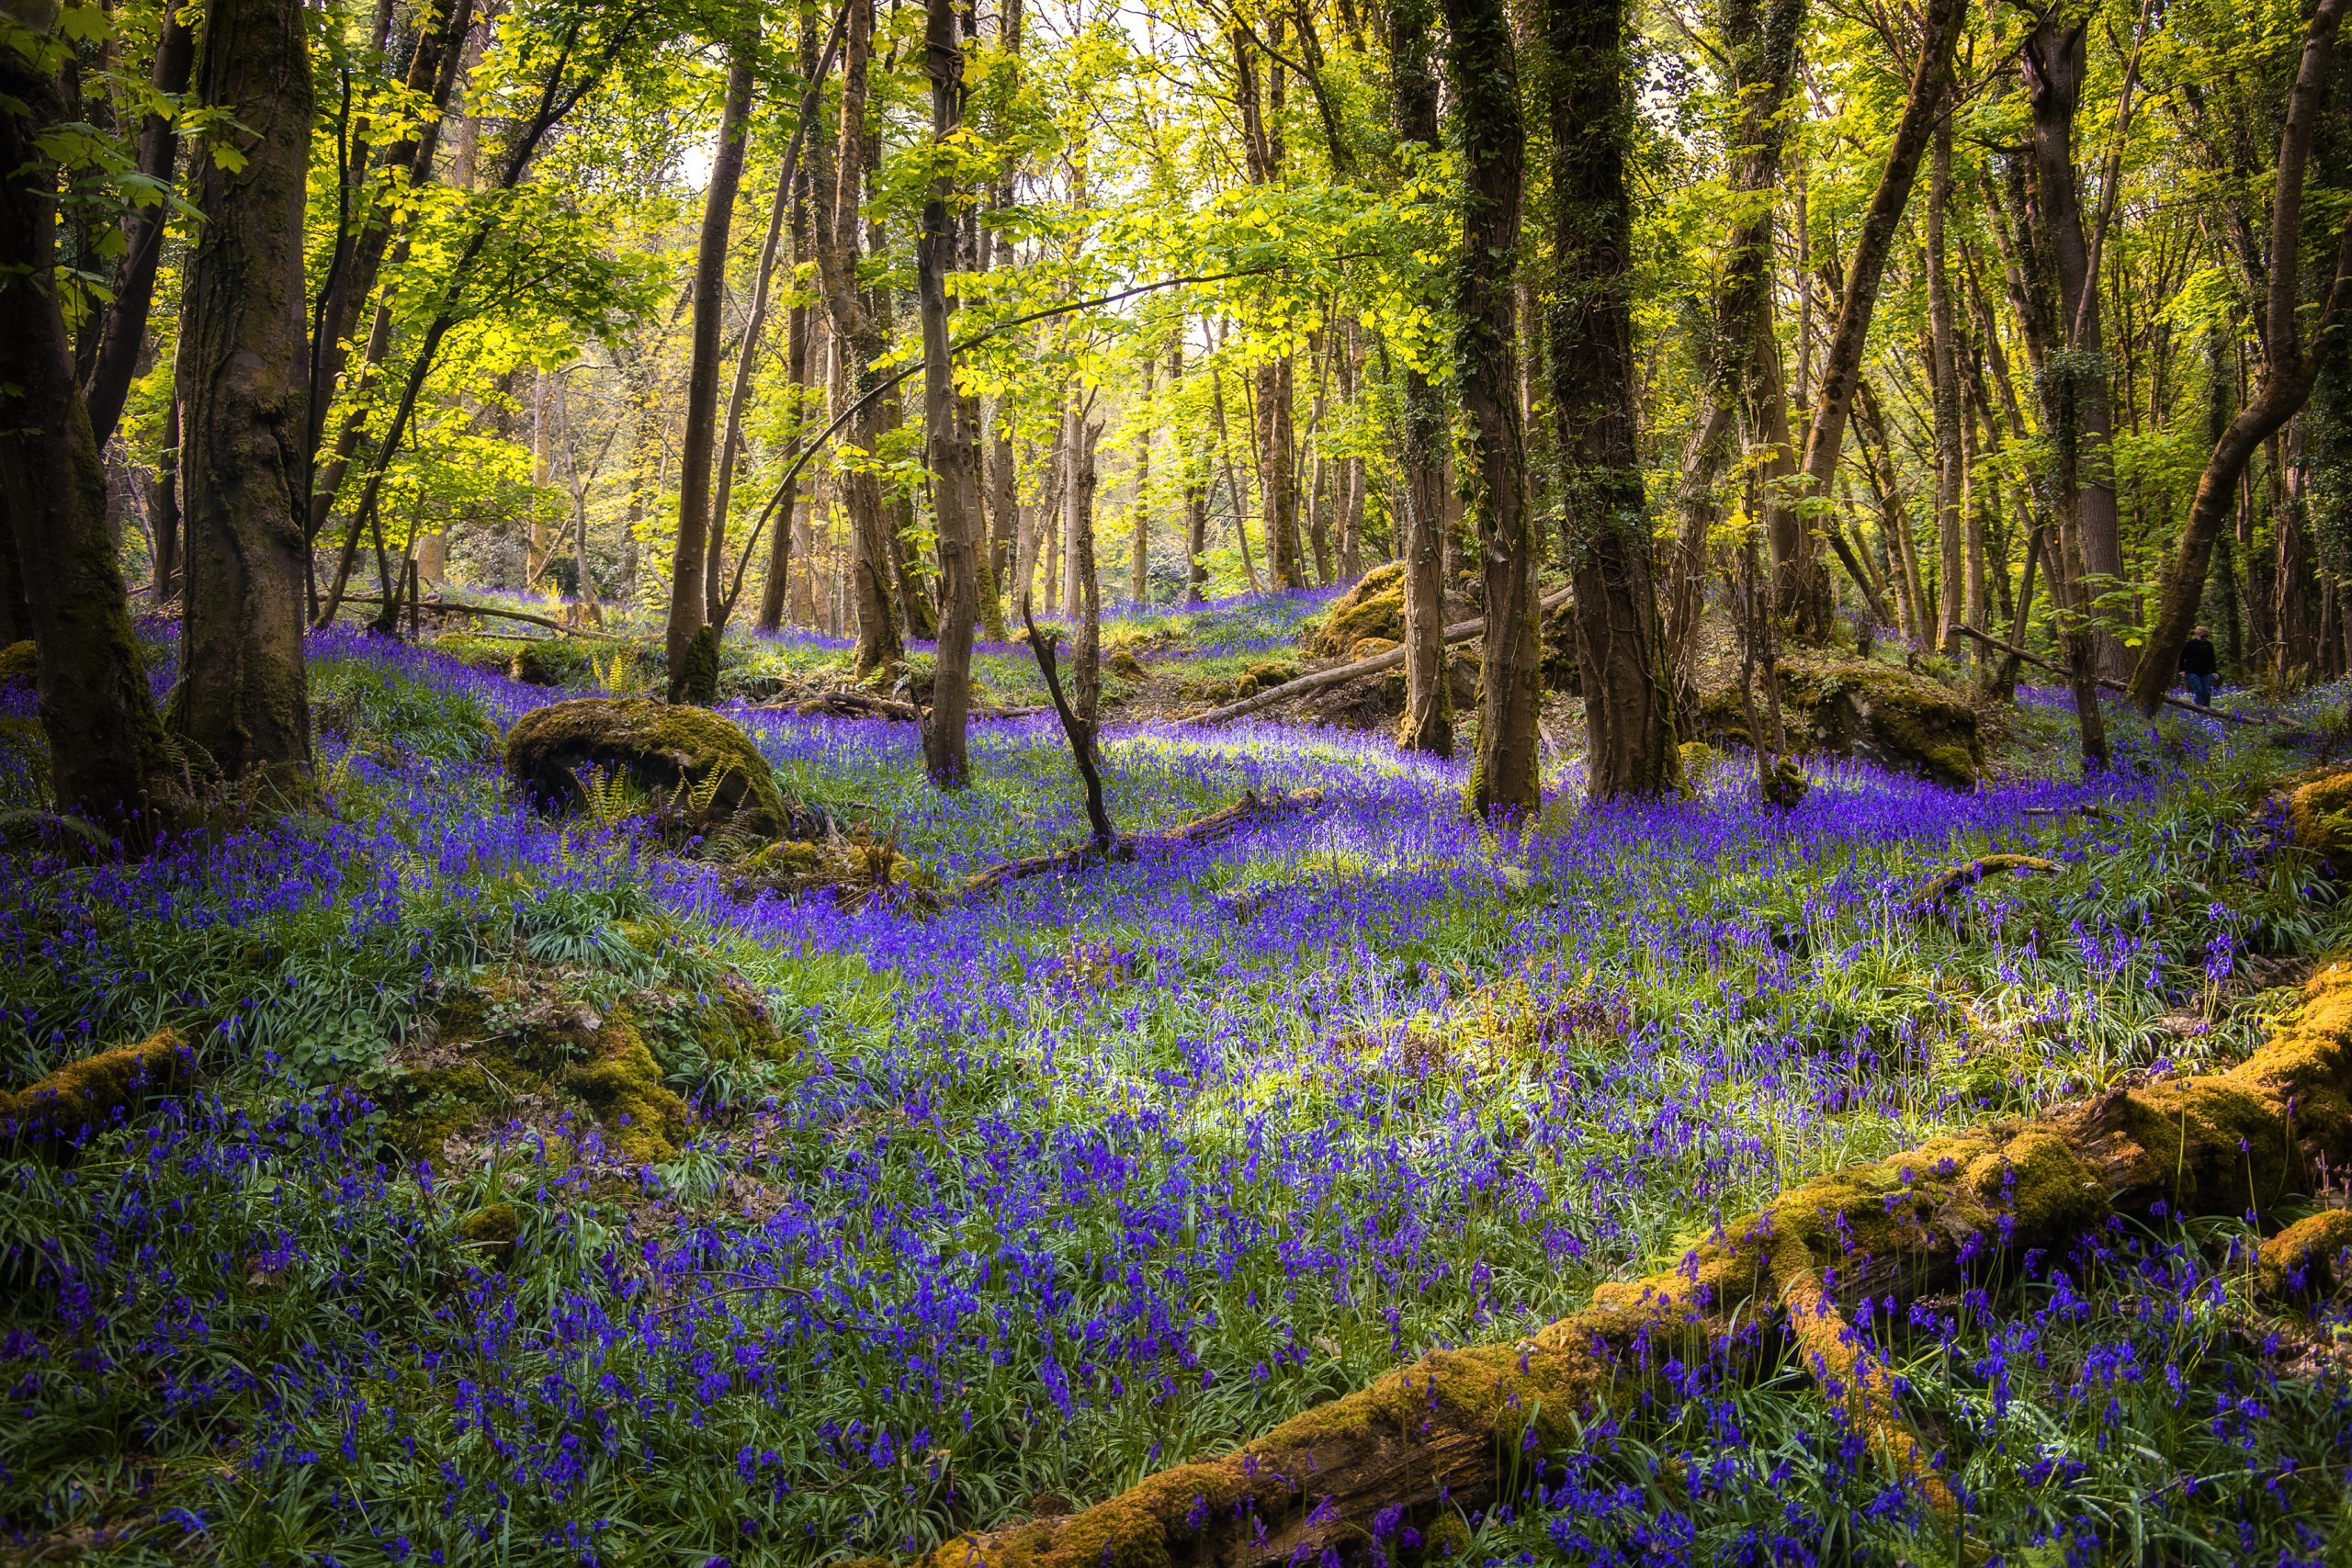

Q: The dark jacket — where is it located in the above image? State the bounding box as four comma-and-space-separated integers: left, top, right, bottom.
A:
2179, 637, 2218, 677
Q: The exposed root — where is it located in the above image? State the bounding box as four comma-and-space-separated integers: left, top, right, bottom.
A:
1917, 852, 2058, 907
911, 959, 2352, 1567
956, 789, 1328, 898
2, 1029, 194, 1149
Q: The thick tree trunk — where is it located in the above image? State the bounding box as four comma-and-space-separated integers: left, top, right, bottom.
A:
174, 0, 314, 794
920, 0, 978, 786
1442, 0, 1540, 816
1774, 0, 1965, 636
0, 28, 175, 841
2021, 12, 2128, 681
1544, 0, 1678, 801
1255, 357, 1304, 589
1391, 0, 1453, 757
663, 27, 755, 702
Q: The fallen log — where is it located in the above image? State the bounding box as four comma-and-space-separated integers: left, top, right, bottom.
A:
1917, 851, 2059, 906
335, 594, 627, 641
2, 1028, 194, 1150
1176, 588, 1573, 728
910, 957, 2352, 1568
1958, 626, 2262, 726
773, 691, 1046, 723
957, 788, 1328, 897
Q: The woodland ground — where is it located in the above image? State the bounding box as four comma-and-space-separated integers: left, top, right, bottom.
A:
4, 592, 2352, 1566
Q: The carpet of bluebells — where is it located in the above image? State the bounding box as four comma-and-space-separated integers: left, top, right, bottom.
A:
3, 595, 2350, 1566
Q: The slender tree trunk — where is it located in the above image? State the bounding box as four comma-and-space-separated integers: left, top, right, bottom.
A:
1069, 412, 1103, 723
986, 409, 1019, 634
1543, 0, 1678, 801
151, 395, 182, 599
1928, 110, 1966, 655
663, 25, 755, 701
920, 0, 978, 785
1390, 0, 1453, 757
1130, 358, 1155, 604
757, 174, 818, 633
1772, 0, 1965, 635
2129, 0, 2349, 711
1441, 0, 1540, 816
0, 25, 175, 840
174, 0, 314, 794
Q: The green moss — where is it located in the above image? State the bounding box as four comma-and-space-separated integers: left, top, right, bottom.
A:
678, 625, 720, 705
2, 1028, 192, 1146
509, 638, 598, 688
1697, 656, 1982, 788
2288, 769, 2352, 874
566, 1011, 690, 1163
458, 1202, 522, 1268
503, 696, 797, 836
0, 639, 35, 686
2258, 1209, 2352, 1299
1306, 561, 1405, 657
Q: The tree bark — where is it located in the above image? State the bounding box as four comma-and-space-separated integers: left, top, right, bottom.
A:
2130, 0, 2350, 712
663, 25, 755, 701
920, 0, 978, 786
0, 19, 175, 841
757, 170, 818, 633
174, 0, 315, 793
1393, 2, 1453, 757
1772, 0, 1965, 636
1068, 411, 1103, 724
1543, 0, 1678, 801
1442, 0, 1540, 816
1928, 109, 1966, 655
1130, 358, 1155, 604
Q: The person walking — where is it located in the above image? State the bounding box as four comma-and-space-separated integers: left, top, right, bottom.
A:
2178, 624, 2219, 708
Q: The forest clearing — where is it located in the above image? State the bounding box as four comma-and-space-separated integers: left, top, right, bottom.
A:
6, 0, 2352, 1561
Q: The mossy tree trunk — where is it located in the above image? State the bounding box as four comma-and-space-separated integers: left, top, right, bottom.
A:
175, 0, 315, 796
1390, 0, 1453, 760
1542, 0, 1678, 802
664, 22, 755, 702
1441, 0, 1539, 817
0, 13, 177, 843
919, 0, 979, 787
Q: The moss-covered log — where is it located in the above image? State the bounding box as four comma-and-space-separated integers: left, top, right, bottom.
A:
957, 789, 1328, 897
504, 697, 816, 838
913, 959, 2352, 1568
1, 1029, 193, 1147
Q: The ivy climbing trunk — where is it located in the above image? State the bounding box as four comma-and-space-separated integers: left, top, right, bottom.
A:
0, 15, 176, 842
175, 0, 315, 795
1542, 0, 1678, 801
1440, 0, 1540, 817
664, 23, 756, 704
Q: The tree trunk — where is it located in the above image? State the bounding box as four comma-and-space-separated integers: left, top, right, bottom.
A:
1542, 0, 1678, 801
663, 25, 755, 701
174, 0, 315, 794
1069, 413, 1103, 724
0, 26, 175, 841
2128, 0, 2349, 712
1130, 358, 1155, 604
986, 409, 1019, 634
151, 395, 182, 600
1771, 0, 1965, 636
1442, 0, 1540, 817
1392, 0, 1453, 758
757, 172, 818, 633
920, 0, 979, 787
1928, 109, 1965, 655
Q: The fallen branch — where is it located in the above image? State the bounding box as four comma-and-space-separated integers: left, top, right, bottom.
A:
771, 691, 1045, 723
1958, 626, 2262, 725
1177, 587, 1573, 728
1917, 851, 2059, 906
910, 958, 2352, 1568
956, 788, 1328, 898
334, 595, 627, 641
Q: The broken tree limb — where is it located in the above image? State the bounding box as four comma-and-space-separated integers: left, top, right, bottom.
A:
1957, 626, 2262, 726
956, 788, 1328, 898
1175, 587, 1574, 728
767, 691, 1046, 722
334, 595, 628, 641
908, 959, 2352, 1568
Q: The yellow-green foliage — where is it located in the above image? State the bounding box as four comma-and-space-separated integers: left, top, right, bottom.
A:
2259, 1208, 2352, 1299
2288, 769, 2352, 874
0, 640, 35, 686
503, 696, 795, 835
2, 1029, 192, 1145
1306, 561, 1405, 657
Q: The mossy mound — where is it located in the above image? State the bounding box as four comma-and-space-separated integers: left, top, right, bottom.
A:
2259, 1209, 2352, 1300
2287, 769, 2352, 875
0, 640, 35, 687
1184, 659, 1303, 705
508, 637, 600, 687
1306, 562, 1405, 657
1698, 656, 1983, 788
428, 632, 520, 673
504, 697, 805, 839
384, 964, 785, 1166
727, 831, 936, 911
2, 1029, 193, 1147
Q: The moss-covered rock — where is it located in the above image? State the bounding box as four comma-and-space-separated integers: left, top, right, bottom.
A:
2, 1028, 193, 1147
2287, 769, 2352, 875
1698, 656, 1983, 788
2259, 1209, 2352, 1300
0, 640, 35, 687
1306, 562, 1405, 657
504, 696, 803, 838
508, 637, 598, 687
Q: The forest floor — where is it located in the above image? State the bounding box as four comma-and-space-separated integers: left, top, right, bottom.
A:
4, 592, 2352, 1565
